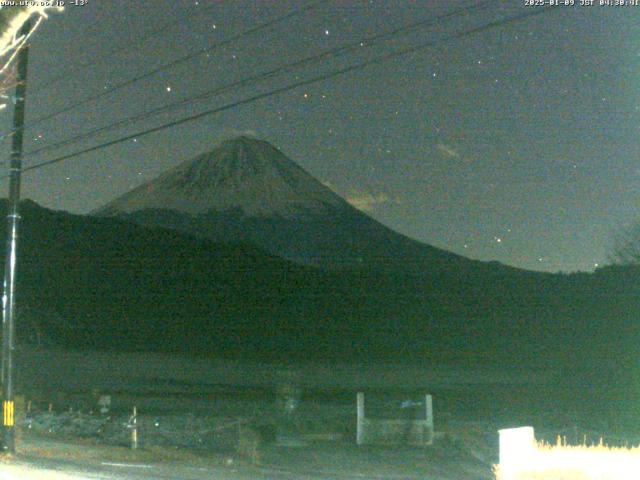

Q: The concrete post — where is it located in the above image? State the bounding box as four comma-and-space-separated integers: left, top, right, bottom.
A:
425, 394, 433, 444
131, 406, 138, 450
356, 392, 365, 445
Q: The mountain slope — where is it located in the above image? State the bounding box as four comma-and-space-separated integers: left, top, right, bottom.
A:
1, 198, 638, 427
93, 136, 475, 271
97, 135, 347, 218
4, 201, 636, 365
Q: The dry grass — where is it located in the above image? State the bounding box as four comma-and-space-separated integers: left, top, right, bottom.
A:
495, 438, 640, 480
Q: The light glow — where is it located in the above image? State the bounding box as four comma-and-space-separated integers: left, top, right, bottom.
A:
0, 463, 85, 479
496, 427, 640, 480
0, 5, 63, 109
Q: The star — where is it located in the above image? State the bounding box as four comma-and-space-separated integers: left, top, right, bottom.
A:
19, 2, 626, 274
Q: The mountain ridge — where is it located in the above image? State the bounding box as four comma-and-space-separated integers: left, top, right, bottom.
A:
1, 197, 638, 430
93, 136, 498, 272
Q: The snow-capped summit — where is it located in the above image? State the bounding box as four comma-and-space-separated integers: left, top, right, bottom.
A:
95, 136, 346, 218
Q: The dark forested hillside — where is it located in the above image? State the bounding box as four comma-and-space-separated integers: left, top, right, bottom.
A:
3, 201, 638, 383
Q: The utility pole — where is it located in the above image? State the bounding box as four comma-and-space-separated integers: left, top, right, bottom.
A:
1, 17, 32, 453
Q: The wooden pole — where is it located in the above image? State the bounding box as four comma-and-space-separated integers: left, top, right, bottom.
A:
1, 17, 32, 454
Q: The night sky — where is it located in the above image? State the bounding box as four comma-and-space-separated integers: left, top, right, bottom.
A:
1, 0, 637, 273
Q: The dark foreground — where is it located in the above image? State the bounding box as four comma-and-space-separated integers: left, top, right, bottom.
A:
4, 428, 493, 480
6, 347, 638, 479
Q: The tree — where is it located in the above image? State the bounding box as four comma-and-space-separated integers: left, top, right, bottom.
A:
609, 223, 640, 265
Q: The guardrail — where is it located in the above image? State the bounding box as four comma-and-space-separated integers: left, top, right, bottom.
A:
356, 392, 434, 446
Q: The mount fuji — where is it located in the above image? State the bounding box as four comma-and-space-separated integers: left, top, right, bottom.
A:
94, 136, 483, 272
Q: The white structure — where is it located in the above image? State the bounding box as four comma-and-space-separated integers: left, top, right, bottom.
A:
356, 392, 434, 446
98, 395, 111, 414
497, 426, 640, 480
498, 426, 537, 479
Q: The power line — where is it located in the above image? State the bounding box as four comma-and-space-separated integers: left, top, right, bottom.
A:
20, 6, 555, 174
14, 6, 557, 178
1, 0, 325, 141
24, 0, 493, 158
30, 3, 219, 93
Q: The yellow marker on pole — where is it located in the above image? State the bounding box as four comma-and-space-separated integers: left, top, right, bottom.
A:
3, 400, 14, 427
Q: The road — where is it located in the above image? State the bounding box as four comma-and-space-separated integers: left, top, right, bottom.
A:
0, 458, 316, 480
0, 453, 474, 480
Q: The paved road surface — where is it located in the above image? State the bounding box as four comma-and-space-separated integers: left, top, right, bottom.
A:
1, 459, 286, 480
0, 457, 437, 480
0, 454, 467, 480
